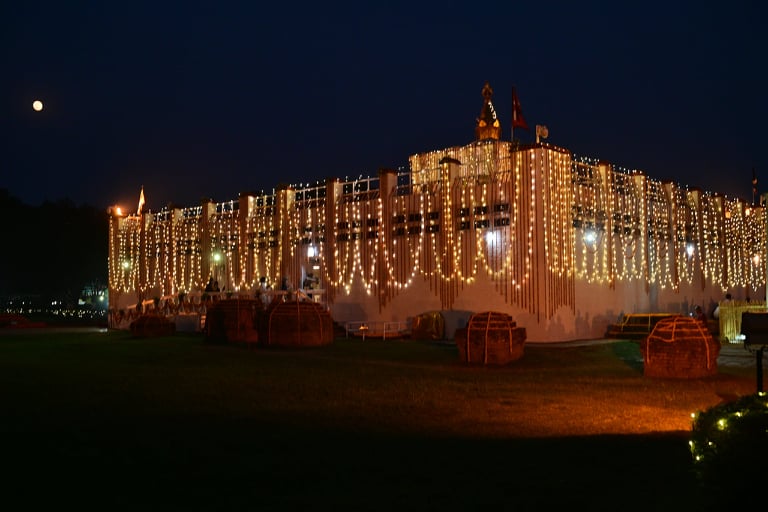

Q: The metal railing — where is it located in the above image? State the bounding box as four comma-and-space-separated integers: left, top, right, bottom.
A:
345, 320, 410, 340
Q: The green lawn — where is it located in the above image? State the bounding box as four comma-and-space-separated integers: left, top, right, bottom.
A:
0, 330, 757, 510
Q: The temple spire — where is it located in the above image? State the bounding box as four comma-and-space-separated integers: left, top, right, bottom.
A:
475, 82, 501, 141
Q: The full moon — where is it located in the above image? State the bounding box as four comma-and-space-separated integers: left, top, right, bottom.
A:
32, 100, 43, 111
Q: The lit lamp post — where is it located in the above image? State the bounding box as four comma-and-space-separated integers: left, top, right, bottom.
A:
305, 245, 323, 302
760, 193, 768, 392
212, 251, 223, 292
764, 192, 768, 306
741, 193, 768, 393
122, 260, 131, 290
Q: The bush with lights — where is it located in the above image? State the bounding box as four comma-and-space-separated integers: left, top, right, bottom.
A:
689, 392, 768, 490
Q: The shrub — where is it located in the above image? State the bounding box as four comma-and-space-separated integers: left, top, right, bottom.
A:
689, 392, 768, 492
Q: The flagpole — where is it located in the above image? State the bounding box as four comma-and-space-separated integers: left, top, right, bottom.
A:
511, 85, 528, 148
510, 87, 514, 144
752, 168, 757, 205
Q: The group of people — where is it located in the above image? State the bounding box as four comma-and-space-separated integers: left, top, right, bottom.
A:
204, 275, 317, 294
204, 277, 221, 293
711, 293, 733, 320
302, 272, 320, 290
694, 293, 734, 323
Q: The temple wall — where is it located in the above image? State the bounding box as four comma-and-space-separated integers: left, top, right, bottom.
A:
327, 269, 748, 342
107, 140, 767, 341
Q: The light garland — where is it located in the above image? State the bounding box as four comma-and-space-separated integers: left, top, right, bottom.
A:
246, 192, 279, 289
108, 142, 767, 315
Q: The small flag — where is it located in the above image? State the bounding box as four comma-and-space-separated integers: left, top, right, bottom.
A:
752, 168, 758, 205
512, 87, 528, 130
138, 186, 145, 214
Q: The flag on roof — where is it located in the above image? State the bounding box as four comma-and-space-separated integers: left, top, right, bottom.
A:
752, 168, 758, 205
512, 87, 528, 130
138, 186, 145, 214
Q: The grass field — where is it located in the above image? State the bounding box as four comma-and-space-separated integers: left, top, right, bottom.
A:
0, 329, 759, 510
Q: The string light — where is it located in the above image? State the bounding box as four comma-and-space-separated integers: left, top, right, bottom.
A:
108, 141, 766, 316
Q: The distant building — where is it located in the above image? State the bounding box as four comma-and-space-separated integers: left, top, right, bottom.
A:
107, 83, 766, 341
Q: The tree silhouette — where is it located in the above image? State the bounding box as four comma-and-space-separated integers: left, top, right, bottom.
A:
0, 189, 107, 305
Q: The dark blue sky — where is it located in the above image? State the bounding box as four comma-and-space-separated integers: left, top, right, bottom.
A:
2, 1, 765, 211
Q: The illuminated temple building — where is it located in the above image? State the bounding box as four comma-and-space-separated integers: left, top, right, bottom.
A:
107, 83, 767, 342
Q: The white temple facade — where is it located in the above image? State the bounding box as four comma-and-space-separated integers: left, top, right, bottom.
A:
107, 85, 767, 342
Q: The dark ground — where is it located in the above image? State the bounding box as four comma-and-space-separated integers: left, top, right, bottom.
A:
1, 328, 761, 511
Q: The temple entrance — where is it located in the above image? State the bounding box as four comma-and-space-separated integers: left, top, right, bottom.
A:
301, 245, 325, 304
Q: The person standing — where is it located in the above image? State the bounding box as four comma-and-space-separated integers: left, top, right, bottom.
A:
713, 293, 732, 319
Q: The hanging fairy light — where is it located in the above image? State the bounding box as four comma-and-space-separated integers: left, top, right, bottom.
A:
108, 139, 766, 319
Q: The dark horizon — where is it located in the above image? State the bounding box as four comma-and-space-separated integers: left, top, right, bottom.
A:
0, 190, 107, 298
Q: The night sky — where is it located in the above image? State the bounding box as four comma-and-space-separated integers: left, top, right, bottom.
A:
2, 1, 765, 212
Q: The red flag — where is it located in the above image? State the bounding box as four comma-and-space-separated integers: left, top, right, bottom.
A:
512, 87, 528, 130
753, 168, 758, 204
